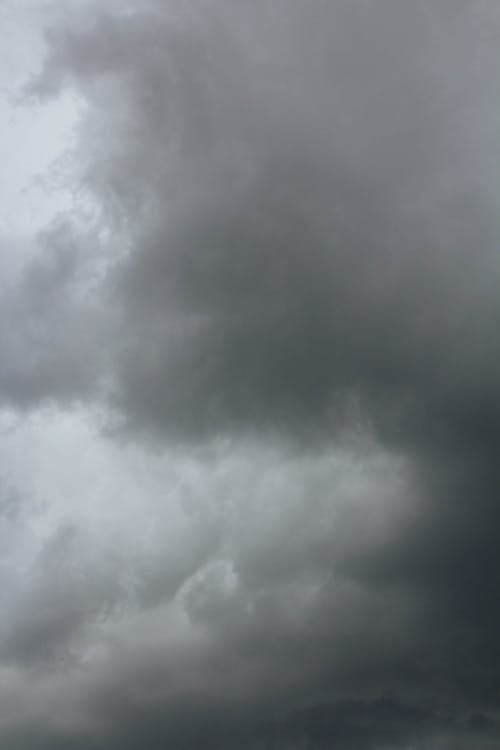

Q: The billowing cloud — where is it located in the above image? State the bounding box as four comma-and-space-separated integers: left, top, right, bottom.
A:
0, 1, 499, 748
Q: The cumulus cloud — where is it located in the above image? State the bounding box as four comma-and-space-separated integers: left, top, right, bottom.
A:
0, 1, 500, 748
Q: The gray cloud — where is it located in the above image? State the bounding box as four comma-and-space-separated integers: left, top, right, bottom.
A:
1, 1, 500, 748
0, 220, 109, 408
25, 0, 500, 443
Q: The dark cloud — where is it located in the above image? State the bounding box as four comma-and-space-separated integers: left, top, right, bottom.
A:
1, 1, 500, 748
25, 0, 500, 443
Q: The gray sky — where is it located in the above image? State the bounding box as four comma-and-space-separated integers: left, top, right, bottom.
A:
1, 2, 500, 748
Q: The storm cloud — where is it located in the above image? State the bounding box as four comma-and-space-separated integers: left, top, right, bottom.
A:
1, 1, 500, 748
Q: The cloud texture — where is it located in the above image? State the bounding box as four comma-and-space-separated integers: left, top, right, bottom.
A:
1, 1, 500, 748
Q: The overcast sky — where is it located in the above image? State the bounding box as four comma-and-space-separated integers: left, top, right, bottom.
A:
1, 2, 500, 748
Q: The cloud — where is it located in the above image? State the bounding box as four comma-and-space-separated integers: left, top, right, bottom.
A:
0, 1, 499, 748
0, 220, 112, 409
22, 0, 500, 445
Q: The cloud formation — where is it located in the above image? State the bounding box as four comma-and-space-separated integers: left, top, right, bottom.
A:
1, 1, 500, 748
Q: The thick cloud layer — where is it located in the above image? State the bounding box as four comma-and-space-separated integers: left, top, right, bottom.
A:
1, 1, 500, 748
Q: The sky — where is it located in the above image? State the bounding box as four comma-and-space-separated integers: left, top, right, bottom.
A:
1, 1, 500, 748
